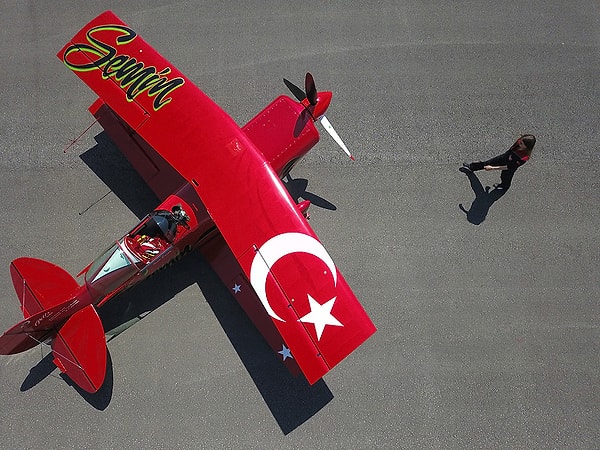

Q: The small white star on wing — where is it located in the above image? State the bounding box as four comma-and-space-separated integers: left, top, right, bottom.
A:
278, 344, 293, 361
232, 283, 241, 294
299, 294, 343, 340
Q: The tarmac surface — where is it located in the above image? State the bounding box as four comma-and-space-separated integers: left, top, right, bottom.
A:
1, 1, 599, 448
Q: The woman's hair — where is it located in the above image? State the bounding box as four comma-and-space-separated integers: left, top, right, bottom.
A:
512, 134, 536, 156
520, 134, 535, 156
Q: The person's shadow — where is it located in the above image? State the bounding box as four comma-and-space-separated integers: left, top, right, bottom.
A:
459, 171, 506, 225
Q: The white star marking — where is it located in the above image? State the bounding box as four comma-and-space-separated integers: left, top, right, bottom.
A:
278, 344, 293, 361
299, 294, 343, 340
232, 283, 241, 294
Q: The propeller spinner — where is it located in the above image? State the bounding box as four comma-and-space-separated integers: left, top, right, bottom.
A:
283, 73, 354, 161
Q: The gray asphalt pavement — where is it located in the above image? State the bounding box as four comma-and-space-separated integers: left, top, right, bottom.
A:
0, 1, 598, 448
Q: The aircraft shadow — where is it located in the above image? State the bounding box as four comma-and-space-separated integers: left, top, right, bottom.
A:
459, 171, 506, 225
56, 132, 334, 431
79, 132, 160, 218
20, 348, 114, 411
196, 260, 334, 434
283, 174, 337, 211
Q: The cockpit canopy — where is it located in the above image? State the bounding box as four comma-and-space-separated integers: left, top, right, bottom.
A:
84, 210, 181, 295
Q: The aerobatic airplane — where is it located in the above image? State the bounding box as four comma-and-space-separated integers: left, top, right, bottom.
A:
0, 11, 376, 394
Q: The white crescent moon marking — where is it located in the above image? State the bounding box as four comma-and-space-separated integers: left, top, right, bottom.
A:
250, 232, 337, 322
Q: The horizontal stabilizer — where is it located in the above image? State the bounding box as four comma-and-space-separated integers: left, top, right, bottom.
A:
10, 257, 80, 318
52, 304, 107, 393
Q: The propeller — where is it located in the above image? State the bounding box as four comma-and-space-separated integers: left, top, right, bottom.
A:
283, 73, 354, 161
305, 72, 318, 106
283, 77, 307, 103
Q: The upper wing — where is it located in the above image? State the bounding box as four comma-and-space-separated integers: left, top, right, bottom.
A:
59, 11, 375, 383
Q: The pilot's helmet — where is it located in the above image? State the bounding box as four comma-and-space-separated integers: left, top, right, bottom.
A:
152, 215, 170, 236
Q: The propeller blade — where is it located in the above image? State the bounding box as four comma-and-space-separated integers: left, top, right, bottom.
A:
319, 115, 354, 161
305, 72, 318, 105
283, 78, 306, 102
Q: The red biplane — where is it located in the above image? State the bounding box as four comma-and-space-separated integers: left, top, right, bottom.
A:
0, 11, 375, 394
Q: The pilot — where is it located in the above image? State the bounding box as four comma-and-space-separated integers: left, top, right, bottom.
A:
133, 206, 190, 258
170, 205, 190, 227
154, 205, 190, 242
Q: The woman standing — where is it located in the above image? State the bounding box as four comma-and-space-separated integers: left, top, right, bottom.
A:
460, 134, 536, 190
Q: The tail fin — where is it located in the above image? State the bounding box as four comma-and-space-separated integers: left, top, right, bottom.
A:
0, 258, 107, 393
